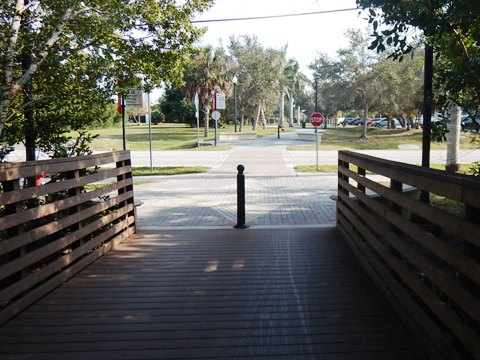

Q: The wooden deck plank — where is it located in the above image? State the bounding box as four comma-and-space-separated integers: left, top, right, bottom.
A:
0, 228, 425, 359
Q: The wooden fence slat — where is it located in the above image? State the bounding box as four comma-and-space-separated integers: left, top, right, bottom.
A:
338, 151, 480, 208
0, 151, 131, 182
337, 199, 480, 358
338, 187, 480, 325
0, 190, 133, 258
0, 219, 135, 324
0, 212, 134, 306
0, 178, 132, 232
0, 152, 136, 325
337, 150, 480, 360
338, 166, 480, 248
339, 177, 480, 287
0, 199, 134, 280
0, 166, 131, 206
337, 214, 455, 360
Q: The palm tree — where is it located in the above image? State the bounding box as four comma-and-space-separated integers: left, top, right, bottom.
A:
283, 58, 306, 127
277, 50, 306, 127
182, 47, 236, 137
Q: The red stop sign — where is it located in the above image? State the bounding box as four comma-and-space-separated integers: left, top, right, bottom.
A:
310, 112, 324, 127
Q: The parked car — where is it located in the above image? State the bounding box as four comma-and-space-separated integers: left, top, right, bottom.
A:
370, 117, 385, 126
353, 118, 375, 126
342, 117, 357, 125
461, 116, 480, 132
372, 118, 401, 128
416, 115, 444, 128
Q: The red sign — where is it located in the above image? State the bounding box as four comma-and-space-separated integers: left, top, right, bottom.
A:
310, 112, 324, 127
117, 95, 123, 114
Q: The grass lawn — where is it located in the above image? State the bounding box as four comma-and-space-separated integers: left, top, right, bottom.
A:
83, 123, 479, 151
85, 123, 292, 151
288, 127, 478, 151
131, 166, 209, 176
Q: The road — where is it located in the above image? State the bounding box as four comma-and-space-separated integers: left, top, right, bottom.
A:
6, 131, 480, 167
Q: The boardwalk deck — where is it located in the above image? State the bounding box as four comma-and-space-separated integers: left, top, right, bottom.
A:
0, 227, 425, 359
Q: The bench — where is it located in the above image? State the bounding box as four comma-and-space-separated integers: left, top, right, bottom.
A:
296, 131, 321, 142
218, 132, 257, 141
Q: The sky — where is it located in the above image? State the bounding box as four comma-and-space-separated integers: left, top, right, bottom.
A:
152, 0, 369, 102
193, 0, 369, 76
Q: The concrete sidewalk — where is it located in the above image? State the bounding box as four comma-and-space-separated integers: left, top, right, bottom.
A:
135, 134, 337, 229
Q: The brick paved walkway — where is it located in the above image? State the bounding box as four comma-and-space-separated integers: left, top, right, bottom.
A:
134, 136, 337, 229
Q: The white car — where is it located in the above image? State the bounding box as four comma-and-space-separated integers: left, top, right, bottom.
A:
372, 118, 402, 128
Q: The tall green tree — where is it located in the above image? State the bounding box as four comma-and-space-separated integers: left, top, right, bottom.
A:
309, 52, 352, 117
310, 29, 387, 139
181, 46, 237, 136
228, 35, 283, 131
374, 52, 424, 128
0, 0, 213, 159
357, 0, 480, 169
357, 0, 480, 109
160, 86, 195, 125
282, 57, 306, 127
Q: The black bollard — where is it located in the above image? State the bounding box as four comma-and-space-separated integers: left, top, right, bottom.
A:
234, 164, 248, 229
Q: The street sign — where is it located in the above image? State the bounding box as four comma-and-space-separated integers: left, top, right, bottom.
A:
194, 92, 199, 119
194, 92, 199, 108
211, 110, 221, 121
215, 92, 226, 110
310, 112, 324, 127
125, 88, 144, 109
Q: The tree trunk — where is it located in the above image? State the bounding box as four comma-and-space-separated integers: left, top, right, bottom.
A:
22, 41, 36, 162
279, 88, 284, 128
240, 112, 244, 132
359, 106, 368, 140
203, 106, 210, 137
260, 105, 267, 129
388, 117, 396, 129
289, 95, 294, 127
446, 103, 461, 172
253, 103, 261, 130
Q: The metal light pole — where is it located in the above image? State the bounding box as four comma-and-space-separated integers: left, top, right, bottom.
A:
233, 75, 238, 132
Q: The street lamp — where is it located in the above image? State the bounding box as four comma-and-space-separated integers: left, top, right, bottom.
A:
233, 75, 238, 132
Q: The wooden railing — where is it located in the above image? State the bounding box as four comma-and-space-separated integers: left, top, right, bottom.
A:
0, 151, 136, 324
337, 150, 480, 360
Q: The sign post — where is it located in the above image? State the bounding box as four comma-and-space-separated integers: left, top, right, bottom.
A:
310, 112, 324, 171
147, 92, 153, 171
194, 93, 200, 147
211, 110, 221, 146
